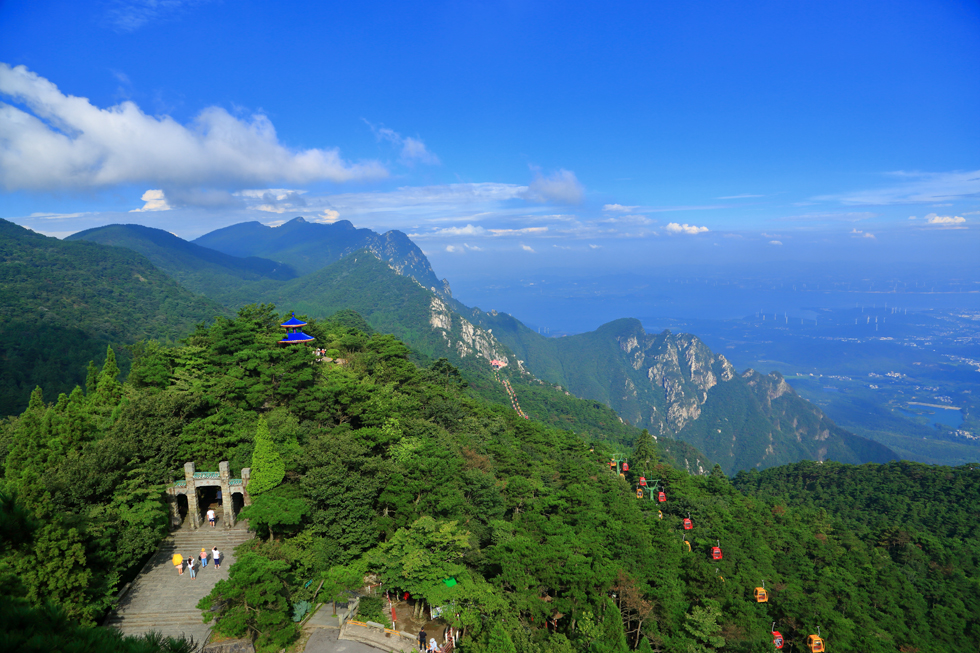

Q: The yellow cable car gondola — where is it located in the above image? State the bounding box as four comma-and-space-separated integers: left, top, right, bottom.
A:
636, 488, 644, 499
754, 580, 769, 603
658, 510, 663, 520
682, 536, 691, 552
807, 628, 825, 652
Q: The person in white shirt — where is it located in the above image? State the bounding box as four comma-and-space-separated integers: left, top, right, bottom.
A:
207, 508, 216, 527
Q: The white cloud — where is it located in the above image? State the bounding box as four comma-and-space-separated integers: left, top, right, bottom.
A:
445, 245, 459, 253
27, 211, 89, 220
588, 244, 601, 249
489, 227, 549, 237
600, 214, 654, 225
850, 228, 875, 239
769, 240, 783, 246
409, 224, 489, 238
463, 242, 483, 251
521, 168, 584, 204
0, 63, 388, 191
103, 0, 202, 32
603, 203, 640, 212
820, 170, 980, 205
368, 122, 441, 166
665, 222, 709, 235
130, 189, 171, 212
521, 244, 536, 252
925, 213, 966, 226
778, 211, 876, 223
311, 209, 341, 224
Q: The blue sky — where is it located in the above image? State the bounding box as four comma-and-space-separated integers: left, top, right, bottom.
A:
2, 0, 979, 284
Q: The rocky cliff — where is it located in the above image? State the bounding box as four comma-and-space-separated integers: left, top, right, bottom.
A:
468, 314, 896, 473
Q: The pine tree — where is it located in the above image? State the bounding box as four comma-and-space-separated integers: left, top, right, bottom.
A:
248, 417, 285, 495
487, 622, 517, 653
93, 346, 123, 407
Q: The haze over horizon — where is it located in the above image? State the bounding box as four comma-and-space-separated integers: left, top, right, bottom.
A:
2, 0, 979, 327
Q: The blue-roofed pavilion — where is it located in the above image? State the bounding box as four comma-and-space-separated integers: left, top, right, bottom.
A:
279, 312, 315, 345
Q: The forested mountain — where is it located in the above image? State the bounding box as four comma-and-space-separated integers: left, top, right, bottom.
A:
734, 460, 980, 645
67, 223, 296, 304
0, 220, 228, 416
2, 308, 975, 652
467, 313, 897, 473
56, 221, 897, 473
193, 217, 453, 298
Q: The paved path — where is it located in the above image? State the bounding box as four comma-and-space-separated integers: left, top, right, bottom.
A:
105, 521, 254, 647
304, 628, 383, 653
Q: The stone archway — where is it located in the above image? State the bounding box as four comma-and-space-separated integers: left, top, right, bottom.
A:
166, 461, 251, 530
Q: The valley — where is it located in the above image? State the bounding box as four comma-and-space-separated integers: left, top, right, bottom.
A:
647, 308, 980, 465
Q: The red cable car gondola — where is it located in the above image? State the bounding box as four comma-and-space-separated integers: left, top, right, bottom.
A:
622, 462, 629, 472
683, 517, 693, 530
711, 540, 723, 560
658, 491, 666, 502
639, 476, 647, 486
772, 623, 784, 650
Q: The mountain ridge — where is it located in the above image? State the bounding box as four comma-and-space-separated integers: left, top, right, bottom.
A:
193, 217, 454, 299
53, 219, 897, 473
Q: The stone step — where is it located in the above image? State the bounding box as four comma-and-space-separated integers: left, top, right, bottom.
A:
108, 615, 207, 627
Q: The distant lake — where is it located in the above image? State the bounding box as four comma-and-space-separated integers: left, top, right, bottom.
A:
896, 407, 963, 429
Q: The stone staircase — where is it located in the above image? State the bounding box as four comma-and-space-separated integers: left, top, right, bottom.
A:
105, 522, 254, 647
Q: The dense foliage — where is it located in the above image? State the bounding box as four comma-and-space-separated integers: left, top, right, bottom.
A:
734, 459, 980, 646
4, 306, 976, 652
0, 219, 228, 416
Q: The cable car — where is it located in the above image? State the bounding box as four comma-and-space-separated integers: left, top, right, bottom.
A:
636, 488, 644, 499
658, 491, 666, 502
622, 462, 629, 472
754, 586, 769, 603
619, 473, 626, 479
716, 568, 724, 582
609, 461, 615, 470
711, 542, 723, 560
682, 537, 691, 552
807, 633, 825, 652
683, 517, 693, 530
658, 510, 663, 520
639, 476, 647, 486
772, 625, 783, 650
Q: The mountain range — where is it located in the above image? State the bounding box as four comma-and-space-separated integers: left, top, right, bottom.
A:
13, 217, 901, 473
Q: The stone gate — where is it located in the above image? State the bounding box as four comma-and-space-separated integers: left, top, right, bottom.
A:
166, 461, 251, 529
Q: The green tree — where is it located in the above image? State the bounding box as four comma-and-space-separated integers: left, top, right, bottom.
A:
198, 551, 297, 653
238, 491, 307, 541
370, 516, 470, 615
248, 417, 285, 495
487, 622, 518, 653
683, 600, 725, 652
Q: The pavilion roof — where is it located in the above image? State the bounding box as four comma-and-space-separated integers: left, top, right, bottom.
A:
280, 312, 308, 328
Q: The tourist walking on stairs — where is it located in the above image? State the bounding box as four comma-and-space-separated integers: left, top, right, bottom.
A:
212, 546, 221, 569
187, 556, 196, 579
207, 508, 216, 527
172, 553, 184, 576
200, 548, 208, 568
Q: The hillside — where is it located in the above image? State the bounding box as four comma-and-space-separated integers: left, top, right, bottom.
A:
470, 312, 897, 473
0, 220, 228, 416
67, 223, 296, 304
734, 460, 980, 643
193, 217, 453, 297
2, 309, 974, 652
65, 222, 898, 474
